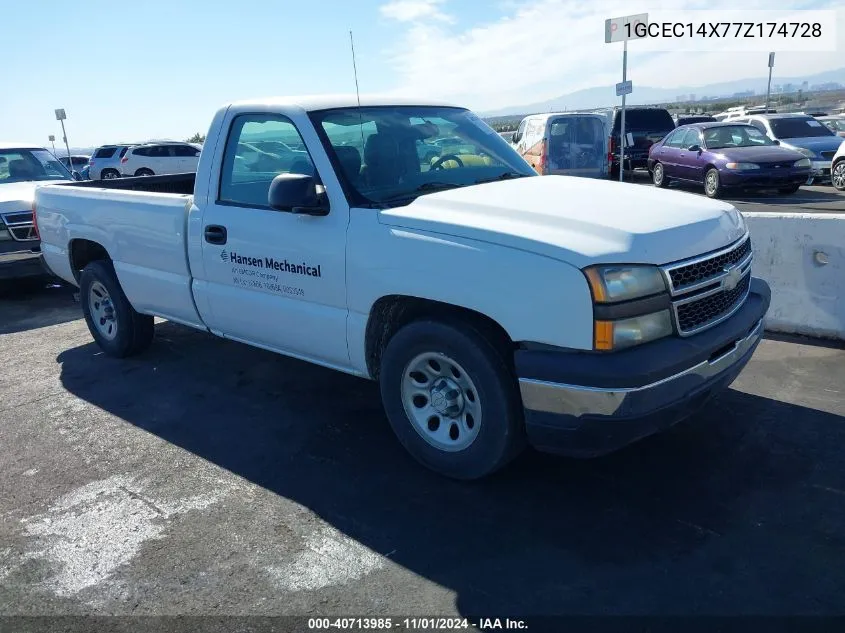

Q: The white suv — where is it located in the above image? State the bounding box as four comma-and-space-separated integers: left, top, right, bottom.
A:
120, 142, 201, 177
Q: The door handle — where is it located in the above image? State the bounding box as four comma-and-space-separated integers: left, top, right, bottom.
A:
204, 225, 227, 245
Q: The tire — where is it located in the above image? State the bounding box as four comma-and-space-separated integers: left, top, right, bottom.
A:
833, 159, 845, 192
135, 168, 154, 177
79, 260, 154, 358
101, 169, 120, 180
704, 167, 723, 198
652, 162, 669, 188
778, 184, 801, 194
379, 319, 525, 480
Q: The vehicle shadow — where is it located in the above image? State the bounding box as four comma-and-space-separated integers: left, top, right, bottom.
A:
667, 181, 843, 204
0, 280, 81, 335
56, 322, 845, 615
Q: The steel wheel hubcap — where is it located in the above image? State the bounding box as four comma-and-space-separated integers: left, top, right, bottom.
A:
707, 173, 716, 192
88, 281, 118, 340
401, 352, 481, 452
654, 165, 663, 183
834, 164, 845, 189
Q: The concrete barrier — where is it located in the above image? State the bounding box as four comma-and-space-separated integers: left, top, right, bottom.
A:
744, 212, 845, 340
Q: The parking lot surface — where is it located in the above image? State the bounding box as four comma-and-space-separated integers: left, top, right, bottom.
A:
629, 170, 845, 214
1, 283, 845, 619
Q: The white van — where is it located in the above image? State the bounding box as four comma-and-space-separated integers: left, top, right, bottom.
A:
511, 112, 609, 179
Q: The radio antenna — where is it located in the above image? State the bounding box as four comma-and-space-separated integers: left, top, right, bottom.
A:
349, 30, 366, 152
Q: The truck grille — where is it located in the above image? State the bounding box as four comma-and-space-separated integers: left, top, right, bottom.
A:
676, 275, 751, 333
0, 211, 37, 242
667, 236, 751, 292
662, 234, 753, 336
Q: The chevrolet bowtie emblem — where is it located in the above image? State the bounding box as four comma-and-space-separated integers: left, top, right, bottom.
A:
722, 264, 741, 291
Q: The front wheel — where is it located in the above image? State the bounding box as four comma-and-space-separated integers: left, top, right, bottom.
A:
833, 160, 845, 191
704, 168, 723, 198
652, 162, 669, 188
80, 260, 154, 357
379, 320, 525, 480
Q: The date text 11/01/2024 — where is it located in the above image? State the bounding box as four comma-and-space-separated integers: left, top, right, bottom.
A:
308, 617, 528, 630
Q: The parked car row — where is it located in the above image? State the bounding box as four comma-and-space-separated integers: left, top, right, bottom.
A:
83, 141, 202, 180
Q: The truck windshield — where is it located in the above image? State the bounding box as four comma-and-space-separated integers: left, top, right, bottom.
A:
0, 148, 73, 184
310, 106, 536, 206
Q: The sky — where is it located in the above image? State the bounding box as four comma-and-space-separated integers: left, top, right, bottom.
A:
0, 0, 842, 147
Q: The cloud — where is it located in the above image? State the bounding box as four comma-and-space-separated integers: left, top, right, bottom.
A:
380, 0, 453, 23
381, 0, 844, 112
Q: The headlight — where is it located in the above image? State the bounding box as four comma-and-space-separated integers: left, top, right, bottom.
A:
583, 265, 666, 303
725, 162, 760, 170
594, 310, 673, 351
794, 158, 811, 168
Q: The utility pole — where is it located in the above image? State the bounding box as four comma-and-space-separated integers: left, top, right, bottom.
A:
54, 109, 72, 163
765, 53, 775, 113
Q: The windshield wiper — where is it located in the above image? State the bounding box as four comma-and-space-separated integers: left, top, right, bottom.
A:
475, 171, 528, 185
378, 181, 463, 205
414, 181, 463, 192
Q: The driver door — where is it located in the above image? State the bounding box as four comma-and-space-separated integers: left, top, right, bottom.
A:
195, 112, 350, 367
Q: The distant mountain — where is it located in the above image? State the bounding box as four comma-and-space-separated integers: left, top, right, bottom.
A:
482, 68, 845, 117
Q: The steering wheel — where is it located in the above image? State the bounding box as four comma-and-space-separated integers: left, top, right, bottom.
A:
430, 154, 464, 170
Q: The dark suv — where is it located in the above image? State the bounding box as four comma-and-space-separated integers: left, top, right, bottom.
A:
608, 107, 675, 176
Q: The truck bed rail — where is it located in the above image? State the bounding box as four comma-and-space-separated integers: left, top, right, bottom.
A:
60, 173, 196, 195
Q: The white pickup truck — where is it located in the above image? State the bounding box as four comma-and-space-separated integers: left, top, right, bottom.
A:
35, 96, 770, 479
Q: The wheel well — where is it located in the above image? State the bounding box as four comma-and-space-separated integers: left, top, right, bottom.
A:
69, 239, 111, 282
364, 295, 514, 380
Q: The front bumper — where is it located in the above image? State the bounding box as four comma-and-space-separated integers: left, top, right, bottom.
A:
720, 169, 809, 188
516, 278, 771, 457
0, 248, 49, 281
810, 160, 831, 181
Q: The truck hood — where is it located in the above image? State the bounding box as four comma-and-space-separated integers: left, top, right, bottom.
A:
0, 181, 41, 206
378, 176, 747, 268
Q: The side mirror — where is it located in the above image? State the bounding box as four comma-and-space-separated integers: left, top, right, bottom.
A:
772, 139, 780, 145
268, 173, 329, 216
687, 144, 701, 153
72, 170, 83, 181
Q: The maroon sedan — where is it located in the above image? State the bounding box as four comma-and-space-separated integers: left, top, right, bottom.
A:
647, 122, 811, 198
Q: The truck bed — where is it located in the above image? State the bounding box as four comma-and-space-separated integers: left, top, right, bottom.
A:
60, 173, 196, 195
36, 173, 205, 330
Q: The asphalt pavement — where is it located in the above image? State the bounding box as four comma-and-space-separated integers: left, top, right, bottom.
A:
1, 281, 845, 625
628, 169, 845, 214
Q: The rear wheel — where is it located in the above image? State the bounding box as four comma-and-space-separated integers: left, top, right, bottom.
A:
704, 168, 723, 198
652, 162, 669, 188
778, 184, 801, 194
379, 319, 525, 480
833, 159, 845, 191
135, 168, 154, 177
80, 260, 154, 357
101, 169, 120, 180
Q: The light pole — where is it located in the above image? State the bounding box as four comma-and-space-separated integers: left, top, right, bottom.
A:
54, 108, 72, 162
48, 135, 56, 155
765, 52, 775, 113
